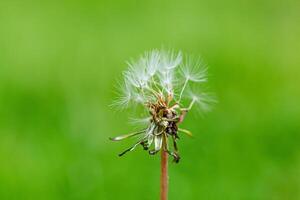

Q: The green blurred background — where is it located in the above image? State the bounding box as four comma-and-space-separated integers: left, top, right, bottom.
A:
0, 0, 300, 199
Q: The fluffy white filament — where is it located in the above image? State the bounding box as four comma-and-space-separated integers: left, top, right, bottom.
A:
113, 49, 213, 112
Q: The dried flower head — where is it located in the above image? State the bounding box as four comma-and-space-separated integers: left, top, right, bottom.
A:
110, 49, 214, 163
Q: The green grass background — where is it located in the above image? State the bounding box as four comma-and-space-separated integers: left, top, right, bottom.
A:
0, 0, 300, 199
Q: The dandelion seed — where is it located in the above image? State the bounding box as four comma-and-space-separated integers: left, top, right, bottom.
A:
145, 50, 160, 77
178, 56, 207, 102
181, 56, 207, 83
188, 90, 216, 112
111, 82, 133, 109
125, 59, 150, 89
159, 71, 174, 96
160, 49, 182, 71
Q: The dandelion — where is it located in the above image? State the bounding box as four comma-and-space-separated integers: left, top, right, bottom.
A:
110, 49, 214, 200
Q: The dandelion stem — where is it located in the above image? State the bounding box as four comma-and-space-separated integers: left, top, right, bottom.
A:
178, 78, 189, 103
160, 141, 168, 200
152, 76, 163, 94
188, 98, 197, 110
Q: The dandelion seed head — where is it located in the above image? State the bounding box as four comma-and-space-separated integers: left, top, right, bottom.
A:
111, 48, 215, 162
